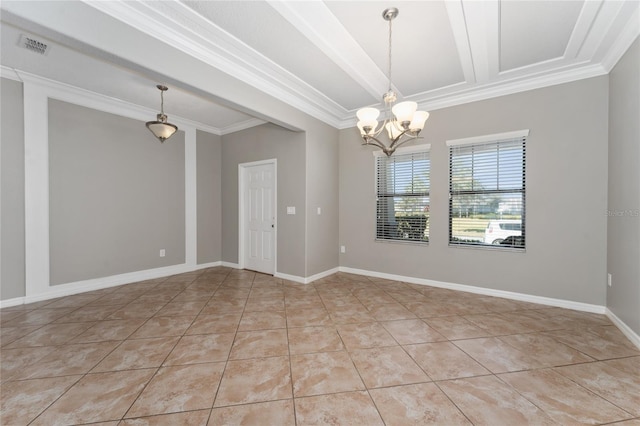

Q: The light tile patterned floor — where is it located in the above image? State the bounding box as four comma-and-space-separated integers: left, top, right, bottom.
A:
1, 267, 639, 425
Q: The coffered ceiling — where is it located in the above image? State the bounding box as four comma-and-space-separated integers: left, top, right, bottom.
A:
1, 1, 638, 133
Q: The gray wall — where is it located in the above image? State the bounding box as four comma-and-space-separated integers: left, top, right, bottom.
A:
196, 129, 222, 264
340, 76, 609, 305
1, 78, 26, 300
49, 100, 185, 285
607, 38, 640, 334
221, 123, 306, 277
305, 122, 340, 277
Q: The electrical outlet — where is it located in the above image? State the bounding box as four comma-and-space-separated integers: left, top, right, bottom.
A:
340, 245, 346, 253
159, 249, 166, 257
607, 273, 612, 287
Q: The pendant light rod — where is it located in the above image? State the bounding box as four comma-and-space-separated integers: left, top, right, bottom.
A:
384, 7, 397, 95
158, 84, 167, 116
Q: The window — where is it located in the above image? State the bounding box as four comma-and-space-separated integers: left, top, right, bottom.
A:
447, 131, 527, 249
376, 147, 430, 243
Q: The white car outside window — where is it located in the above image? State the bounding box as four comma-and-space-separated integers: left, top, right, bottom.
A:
484, 220, 522, 244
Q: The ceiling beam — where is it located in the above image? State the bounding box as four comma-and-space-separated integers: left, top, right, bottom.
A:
81, 0, 348, 127
266, 0, 390, 100
445, 0, 476, 84
564, 0, 604, 60
459, 0, 500, 83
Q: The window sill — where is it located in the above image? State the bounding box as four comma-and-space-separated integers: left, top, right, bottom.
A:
448, 242, 526, 253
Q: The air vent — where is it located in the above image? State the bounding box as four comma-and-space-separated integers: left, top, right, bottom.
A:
18, 34, 50, 55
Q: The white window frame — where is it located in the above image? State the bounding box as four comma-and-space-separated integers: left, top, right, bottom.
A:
447, 130, 528, 250
374, 144, 431, 244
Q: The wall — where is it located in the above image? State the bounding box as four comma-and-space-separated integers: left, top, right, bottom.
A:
607, 38, 640, 335
1, 77, 26, 300
340, 76, 609, 306
49, 99, 185, 285
196, 130, 222, 264
221, 123, 306, 278
305, 121, 340, 277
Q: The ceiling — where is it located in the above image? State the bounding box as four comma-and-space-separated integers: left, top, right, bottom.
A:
1, 1, 638, 133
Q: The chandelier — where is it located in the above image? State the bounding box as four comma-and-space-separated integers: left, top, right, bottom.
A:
146, 85, 178, 143
356, 8, 429, 156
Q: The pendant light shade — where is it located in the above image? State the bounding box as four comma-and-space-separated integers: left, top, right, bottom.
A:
146, 85, 178, 143
146, 116, 178, 142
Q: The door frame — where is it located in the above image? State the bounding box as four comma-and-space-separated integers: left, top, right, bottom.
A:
238, 159, 277, 274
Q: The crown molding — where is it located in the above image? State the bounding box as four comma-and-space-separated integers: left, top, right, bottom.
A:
4, 66, 224, 135
0, 66, 21, 82
220, 118, 267, 136
17, 0, 637, 133
83, 0, 346, 128
601, 6, 640, 72
338, 62, 607, 129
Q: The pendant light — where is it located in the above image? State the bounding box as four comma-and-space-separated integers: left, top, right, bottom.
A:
146, 84, 178, 143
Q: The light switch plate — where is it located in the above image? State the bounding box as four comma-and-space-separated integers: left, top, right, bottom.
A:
287, 206, 296, 215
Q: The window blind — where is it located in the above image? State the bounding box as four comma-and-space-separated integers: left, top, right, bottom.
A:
376, 150, 430, 243
448, 136, 526, 249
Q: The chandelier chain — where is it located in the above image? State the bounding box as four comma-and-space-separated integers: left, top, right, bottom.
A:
387, 16, 393, 93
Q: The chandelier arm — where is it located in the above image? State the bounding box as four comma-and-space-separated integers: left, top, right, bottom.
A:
361, 116, 391, 140
389, 133, 423, 152
389, 129, 414, 150
362, 136, 393, 156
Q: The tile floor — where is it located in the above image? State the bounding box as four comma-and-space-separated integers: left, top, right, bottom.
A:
1, 267, 639, 425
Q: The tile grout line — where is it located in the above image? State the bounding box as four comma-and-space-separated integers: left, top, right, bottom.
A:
25, 276, 178, 425
117, 273, 203, 422
2, 269, 638, 425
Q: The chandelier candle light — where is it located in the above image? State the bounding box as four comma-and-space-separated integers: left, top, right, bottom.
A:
146, 84, 178, 143
356, 7, 429, 156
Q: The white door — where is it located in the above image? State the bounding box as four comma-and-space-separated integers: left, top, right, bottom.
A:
242, 162, 275, 274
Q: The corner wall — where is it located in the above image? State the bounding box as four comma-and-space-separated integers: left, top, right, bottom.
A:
1, 77, 26, 299
305, 122, 340, 278
221, 123, 306, 278
607, 37, 640, 335
197, 130, 222, 264
339, 76, 609, 306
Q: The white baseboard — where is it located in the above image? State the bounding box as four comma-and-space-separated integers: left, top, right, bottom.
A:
339, 266, 606, 314
306, 267, 340, 283
606, 308, 640, 350
1, 262, 225, 307
1, 261, 339, 308
197, 261, 223, 269
275, 267, 340, 284
274, 272, 306, 284
8, 262, 635, 353
0, 297, 26, 309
